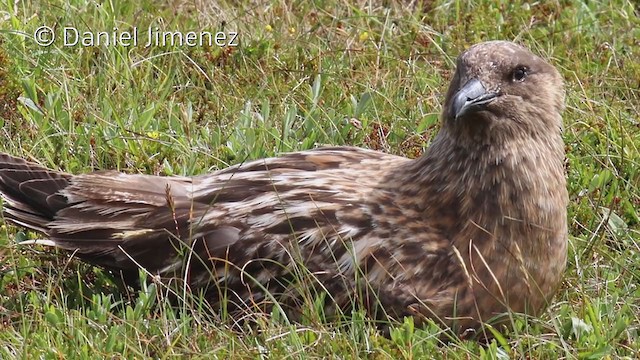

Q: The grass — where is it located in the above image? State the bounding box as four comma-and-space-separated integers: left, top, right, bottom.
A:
0, 0, 638, 358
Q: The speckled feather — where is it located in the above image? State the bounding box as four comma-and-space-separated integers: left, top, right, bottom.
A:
0, 41, 568, 336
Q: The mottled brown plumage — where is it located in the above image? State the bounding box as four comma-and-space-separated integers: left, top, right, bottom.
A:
0, 41, 567, 336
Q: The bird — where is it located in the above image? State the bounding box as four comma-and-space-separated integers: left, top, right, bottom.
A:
0, 40, 568, 337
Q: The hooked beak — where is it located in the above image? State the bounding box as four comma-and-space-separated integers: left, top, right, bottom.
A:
451, 78, 499, 120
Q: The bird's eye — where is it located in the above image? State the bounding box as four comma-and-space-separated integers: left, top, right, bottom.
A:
512, 67, 528, 82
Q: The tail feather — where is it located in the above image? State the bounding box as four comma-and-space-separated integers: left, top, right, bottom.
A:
0, 154, 71, 231
64, 173, 189, 206
0, 152, 197, 276
15, 174, 69, 212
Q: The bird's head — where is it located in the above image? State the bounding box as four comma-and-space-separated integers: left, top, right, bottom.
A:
442, 41, 565, 145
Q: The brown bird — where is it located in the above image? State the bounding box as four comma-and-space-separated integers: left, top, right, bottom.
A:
0, 41, 567, 337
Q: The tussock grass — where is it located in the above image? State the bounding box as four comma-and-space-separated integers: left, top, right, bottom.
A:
0, 0, 638, 357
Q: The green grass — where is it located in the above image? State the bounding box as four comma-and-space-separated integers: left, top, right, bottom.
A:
0, 0, 639, 358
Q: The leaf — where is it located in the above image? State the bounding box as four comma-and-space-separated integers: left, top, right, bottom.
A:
416, 113, 439, 133
599, 207, 628, 238
138, 103, 157, 129
45, 306, 61, 326
571, 316, 593, 339
589, 169, 612, 192
17, 96, 44, 115
353, 92, 372, 118
310, 74, 322, 106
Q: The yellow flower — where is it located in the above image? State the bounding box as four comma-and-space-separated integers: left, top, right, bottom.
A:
265, 24, 273, 32
147, 131, 160, 139
359, 31, 369, 42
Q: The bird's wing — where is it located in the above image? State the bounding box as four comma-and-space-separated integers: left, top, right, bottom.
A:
180, 146, 409, 281
1, 147, 407, 278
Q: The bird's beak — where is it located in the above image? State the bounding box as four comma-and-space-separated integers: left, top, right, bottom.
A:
451, 78, 499, 120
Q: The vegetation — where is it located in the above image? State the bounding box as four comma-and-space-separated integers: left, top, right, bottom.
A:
0, 0, 638, 358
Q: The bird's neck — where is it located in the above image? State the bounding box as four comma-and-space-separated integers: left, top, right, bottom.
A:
379, 127, 568, 311
388, 128, 567, 240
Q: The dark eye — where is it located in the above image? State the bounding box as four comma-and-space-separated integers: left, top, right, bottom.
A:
512, 66, 528, 82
